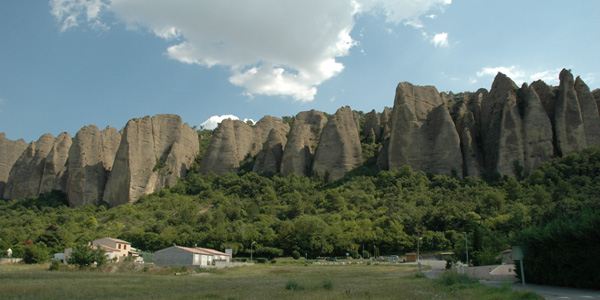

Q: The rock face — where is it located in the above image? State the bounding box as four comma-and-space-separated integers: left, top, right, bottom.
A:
3, 69, 599, 206
67, 125, 121, 207
574, 77, 600, 147
280, 110, 328, 177
39, 132, 72, 195
0, 134, 27, 197
3, 133, 71, 199
103, 115, 199, 206
252, 129, 287, 174
200, 116, 289, 175
519, 84, 554, 175
387, 82, 463, 176
313, 106, 362, 182
554, 69, 588, 156
363, 109, 381, 143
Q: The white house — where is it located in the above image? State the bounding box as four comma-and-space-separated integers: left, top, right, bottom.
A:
154, 246, 231, 267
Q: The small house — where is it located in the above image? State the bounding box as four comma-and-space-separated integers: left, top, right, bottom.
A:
405, 253, 417, 262
154, 246, 231, 267
64, 237, 141, 263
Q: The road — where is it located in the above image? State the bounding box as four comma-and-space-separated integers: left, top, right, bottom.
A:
409, 260, 600, 300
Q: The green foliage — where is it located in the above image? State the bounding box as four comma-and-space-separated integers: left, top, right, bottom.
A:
0, 147, 599, 276
512, 210, 600, 289
49, 260, 63, 271
435, 271, 477, 287
285, 280, 305, 291
256, 257, 267, 263
68, 244, 107, 268
23, 242, 51, 264
292, 250, 301, 260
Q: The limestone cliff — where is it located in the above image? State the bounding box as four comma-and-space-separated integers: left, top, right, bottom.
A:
200, 116, 289, 175
103, 114, 198, 206
0, 134, 27, 197
280, 110, 328, 177
253, 128, 287, 174
313, 106, 362, 182
3, 133, 71, 199
67, 125, 121, 207
387, 82, 463, 176
554, 69, 587, 155
363, 109, 381, 143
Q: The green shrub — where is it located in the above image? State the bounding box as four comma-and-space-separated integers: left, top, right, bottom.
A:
285, 280, 304, 291
435, 271, 476, 287
49, 260, 62, 271
513, 210, 600, 289
256, 258, 267, 264
23, 243, 51, 264
270, 259, 276, 264
292, 250, 301, 260
322, 280, 333, 290
67, 244, 107, 268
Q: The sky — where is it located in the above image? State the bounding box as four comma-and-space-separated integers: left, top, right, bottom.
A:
1, 1, 599, 142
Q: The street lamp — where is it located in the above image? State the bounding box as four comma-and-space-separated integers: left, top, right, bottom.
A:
250, 241, 256, 263
462, 232, 469, 267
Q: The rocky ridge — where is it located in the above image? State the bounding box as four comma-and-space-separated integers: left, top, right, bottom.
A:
1, 114, 198, 207
1, 69, 599, 207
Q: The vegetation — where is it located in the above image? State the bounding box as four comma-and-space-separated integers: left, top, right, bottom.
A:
67, 244, 107, 268
512, 210, 600, 289
0, 139, 599, 288
0, 263, 541, 300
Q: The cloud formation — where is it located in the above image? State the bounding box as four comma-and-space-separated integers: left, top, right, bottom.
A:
476, 66, 563, 86
200, 115, 254, 130
50, 0, 451, 101
431, 32, 449, 47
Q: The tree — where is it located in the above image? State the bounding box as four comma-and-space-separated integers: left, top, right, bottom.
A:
23, 242, 51, 264
68, 244, 107, 267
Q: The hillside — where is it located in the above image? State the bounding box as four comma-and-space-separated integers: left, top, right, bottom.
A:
1, 147, 599, 263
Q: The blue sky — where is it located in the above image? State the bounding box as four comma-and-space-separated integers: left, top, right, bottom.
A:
1, 0, 598, 142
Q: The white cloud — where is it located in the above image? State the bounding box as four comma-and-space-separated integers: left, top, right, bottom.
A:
431, 32, 448, 47
200, 115, 255, 130
476, 66, 564, 86
50, 0, 451, 101
357, 0, 451, 25
50, 0, 109, 32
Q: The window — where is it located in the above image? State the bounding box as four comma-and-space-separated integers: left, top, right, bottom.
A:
124, 245, 127, 250
118, 244, 121, 249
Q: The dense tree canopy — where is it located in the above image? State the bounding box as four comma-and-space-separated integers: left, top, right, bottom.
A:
1, 147, 599, 265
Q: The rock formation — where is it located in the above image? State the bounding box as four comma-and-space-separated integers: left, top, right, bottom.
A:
200, 116, 289, 175
387, 82, 463, 176
574, 77, 600, 147
0, 134, 27, 197
3, 133, 71, 199
519, 84, 554, 175
280, 110, 328, 177
67, 125, 121, 207
103, 114, 199, 206
39, 132, 72, 195
2, 69, 599, 206
252, 129, 287, 174
554, 69, 588, 155
313, 106, 362, 182
363, 109, 381, 143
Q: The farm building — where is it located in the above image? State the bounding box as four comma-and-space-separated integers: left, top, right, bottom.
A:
154, 246, 231, 267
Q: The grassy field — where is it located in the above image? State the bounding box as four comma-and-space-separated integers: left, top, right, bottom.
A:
0, 261, 541, 300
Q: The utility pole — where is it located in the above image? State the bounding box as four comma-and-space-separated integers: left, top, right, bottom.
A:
462, 232, 469, 267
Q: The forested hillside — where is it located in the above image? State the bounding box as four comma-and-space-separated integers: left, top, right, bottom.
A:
1, 146, 599, 266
